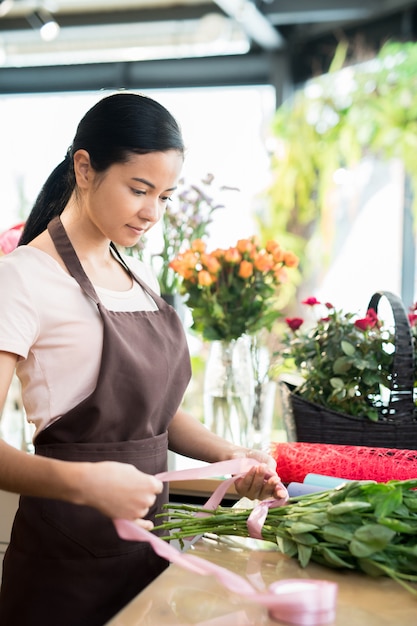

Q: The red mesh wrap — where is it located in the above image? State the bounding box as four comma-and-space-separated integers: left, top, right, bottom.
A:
273, 442, 417, 484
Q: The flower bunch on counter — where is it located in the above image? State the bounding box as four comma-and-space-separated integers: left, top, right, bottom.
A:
155, 478, 417, 595
281, 297, 395, 421
170, 236, 298, 341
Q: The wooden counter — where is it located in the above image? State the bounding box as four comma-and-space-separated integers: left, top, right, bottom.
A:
106, 534, 417, 625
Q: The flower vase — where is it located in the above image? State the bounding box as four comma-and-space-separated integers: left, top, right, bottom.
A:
251, 379, 276, 450
250, 338, 276, 450
203, 337, 255, 447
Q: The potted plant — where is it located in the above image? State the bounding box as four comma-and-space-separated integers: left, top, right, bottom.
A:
277, 292, 417, 449
281, 296, 395, 420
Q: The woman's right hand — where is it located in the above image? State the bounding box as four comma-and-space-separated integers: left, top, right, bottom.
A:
77, 461, 163, 529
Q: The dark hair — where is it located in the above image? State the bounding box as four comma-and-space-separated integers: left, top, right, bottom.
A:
19, 92, 184, 245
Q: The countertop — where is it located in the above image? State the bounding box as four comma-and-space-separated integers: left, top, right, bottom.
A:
106, 533, 417, 625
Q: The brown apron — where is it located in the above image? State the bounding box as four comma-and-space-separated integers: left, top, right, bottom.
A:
0, 217, 191, 626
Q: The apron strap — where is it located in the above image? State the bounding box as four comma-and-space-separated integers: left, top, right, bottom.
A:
48, 216, 101, 304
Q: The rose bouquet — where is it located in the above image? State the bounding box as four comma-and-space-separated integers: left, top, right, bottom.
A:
170, 236, 298, 448
170, 236, 298, 342
281, 297, 395, 421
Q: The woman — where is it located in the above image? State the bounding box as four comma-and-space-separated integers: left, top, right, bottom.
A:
0, 92, 284, 626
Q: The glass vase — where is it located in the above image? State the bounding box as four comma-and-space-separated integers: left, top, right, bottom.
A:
203, 336, 255, 447
251, 379, 276, 450
250, 337, 276, 450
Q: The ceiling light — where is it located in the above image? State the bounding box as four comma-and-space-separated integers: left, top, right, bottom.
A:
27, 8, 60, 42
0, 0, 14, 18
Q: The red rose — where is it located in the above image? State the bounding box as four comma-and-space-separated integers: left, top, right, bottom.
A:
285, 317, 304, 331
366, 308, 378, 321
408, 313, 417, 327
354, 316, 377, 331
302, 297, 320, 306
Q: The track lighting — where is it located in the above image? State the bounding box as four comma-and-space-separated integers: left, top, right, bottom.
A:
27, 8, 60, 42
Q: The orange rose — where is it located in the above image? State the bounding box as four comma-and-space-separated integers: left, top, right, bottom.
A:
253, 252, 274, 272
212, 248, 225, 259
238, 260, 253, 278
201, 253, 221, 274
198, 270, 214, 286
283, 250, 299, 268
169, 249, 199, 277
224, 247, 241, 263
266, 241, 284, 263
191, 238, 206, 253
169, 258, 190, 277
249, 234, 261, 248
236, 238, 253, 255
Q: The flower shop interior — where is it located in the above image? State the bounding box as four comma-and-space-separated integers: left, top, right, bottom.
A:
2, 1, 417, 624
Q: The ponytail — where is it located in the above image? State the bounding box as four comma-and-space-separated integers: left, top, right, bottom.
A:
19, 153, 74, 245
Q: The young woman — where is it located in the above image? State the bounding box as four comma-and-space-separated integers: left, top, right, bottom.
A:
0, 92, 284, 626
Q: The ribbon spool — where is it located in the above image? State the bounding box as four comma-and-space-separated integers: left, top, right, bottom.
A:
267, 580, 337, 625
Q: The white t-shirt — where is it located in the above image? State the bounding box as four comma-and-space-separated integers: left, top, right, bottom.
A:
0, 246, 160, 436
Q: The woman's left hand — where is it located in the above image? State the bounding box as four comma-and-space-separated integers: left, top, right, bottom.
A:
231, 448, 288, 501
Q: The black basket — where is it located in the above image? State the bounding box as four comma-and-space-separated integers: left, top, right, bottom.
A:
281, 291, 417, 450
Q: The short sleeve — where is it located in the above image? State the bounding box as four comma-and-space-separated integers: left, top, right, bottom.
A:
0, 254, 39, 358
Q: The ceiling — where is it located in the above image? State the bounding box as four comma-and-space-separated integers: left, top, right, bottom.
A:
1, 0, 417, 96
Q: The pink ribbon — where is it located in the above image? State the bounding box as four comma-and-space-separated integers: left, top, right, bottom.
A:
247, 497, 289, 540
157, 457, 267, 512
113, 458, 338, 625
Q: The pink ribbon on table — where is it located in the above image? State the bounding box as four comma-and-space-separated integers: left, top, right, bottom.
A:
113, 458, 338, 625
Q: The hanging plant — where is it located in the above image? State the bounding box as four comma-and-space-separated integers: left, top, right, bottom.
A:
261, 41, 417, 271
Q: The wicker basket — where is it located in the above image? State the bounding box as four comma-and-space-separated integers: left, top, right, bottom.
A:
281, 291, 417, 450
